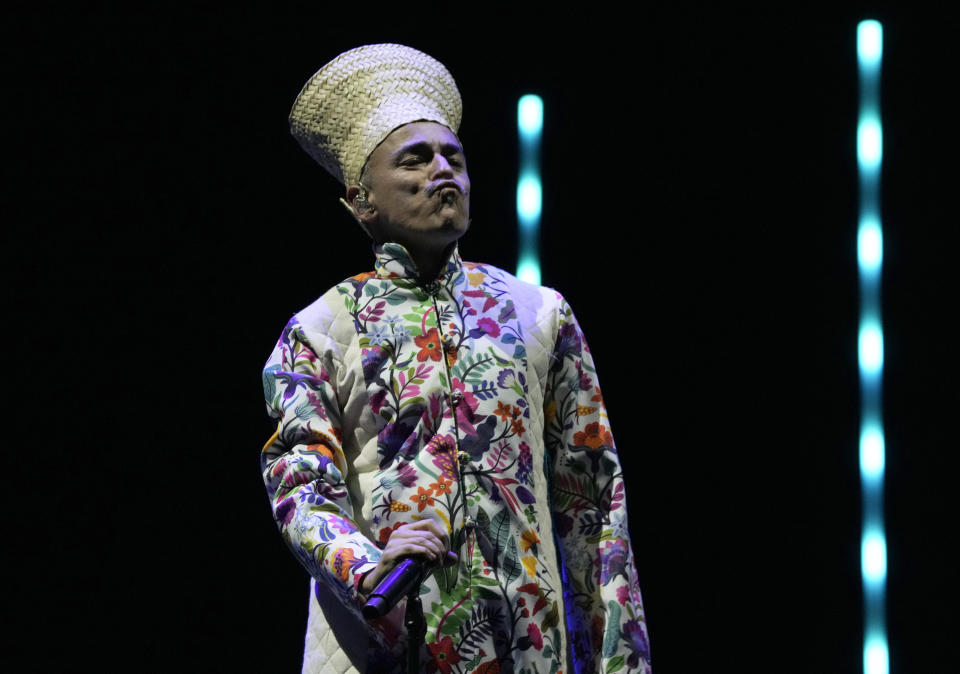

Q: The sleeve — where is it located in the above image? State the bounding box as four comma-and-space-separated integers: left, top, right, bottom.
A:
260, 316, 381, 609
543, 298, 652, 673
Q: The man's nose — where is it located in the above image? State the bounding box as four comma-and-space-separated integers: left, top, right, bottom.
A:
430, 155, 455, 179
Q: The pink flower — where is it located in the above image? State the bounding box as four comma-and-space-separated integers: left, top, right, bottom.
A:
476, 317, 500, 337
527, 622, 543, 650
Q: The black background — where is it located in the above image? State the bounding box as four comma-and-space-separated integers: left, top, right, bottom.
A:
6, 4, 955, 672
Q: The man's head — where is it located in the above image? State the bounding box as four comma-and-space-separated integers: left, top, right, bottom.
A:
288, 44, 462, 189
346, 121, 470, 251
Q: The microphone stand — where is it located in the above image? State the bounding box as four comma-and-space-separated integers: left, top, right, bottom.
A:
362, 558, 429, 674
404, 590, 426, 674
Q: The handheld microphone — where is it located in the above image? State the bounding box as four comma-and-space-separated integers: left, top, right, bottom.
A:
361, 552, 458, 621
362, 557, 425, 620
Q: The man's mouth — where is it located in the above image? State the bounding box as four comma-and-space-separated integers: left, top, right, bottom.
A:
427, 181, 462, 198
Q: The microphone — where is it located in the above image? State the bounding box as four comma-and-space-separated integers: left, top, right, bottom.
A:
362, 558, 425, 620
361, 552, 458, 621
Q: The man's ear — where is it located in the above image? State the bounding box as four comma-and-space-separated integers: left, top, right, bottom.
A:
341, 185, 377, 239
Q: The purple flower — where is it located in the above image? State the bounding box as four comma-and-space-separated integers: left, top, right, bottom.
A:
396, 461, 418, 487
623, 619, 651, 666
599, 538, 628, 586
477, 317, 501, 337
552, 323, 581, 371
497, 369, 516, 389
516, 441, 532, 485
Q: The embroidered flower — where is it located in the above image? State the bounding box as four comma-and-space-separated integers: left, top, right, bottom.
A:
368, 323, 391, 346
392, 324, 412, 344
331, 548, 356, 582
496, 369, 516, 389
414, 328, 443, 362
598, 538, 629, 586
624, 619, 651, 667
427, 635, 462, 674
527, 622, 543, 651
426, 434, 458, 481
410, 486, 435, 512
430, 476, 453, 497
573, 422, 614, 450
516, 442, 532, 485
378, 521, 406, 544
396, 461, 418, 487
476, 317, 501, 337
520, 529, 540, 553
494, 400, 512, 422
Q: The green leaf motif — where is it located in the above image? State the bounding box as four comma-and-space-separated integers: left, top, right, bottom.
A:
607, 655, 625, 673
490, 508, 511, 564
542, 600, 560, 631
602, 600, 622, 657
385, 293, 406, 305
501, 537, 521, 586
440, 606, 472, 636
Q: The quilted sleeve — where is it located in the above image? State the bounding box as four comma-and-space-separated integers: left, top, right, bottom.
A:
261, 316, 382, 611
543, 297, 652, 673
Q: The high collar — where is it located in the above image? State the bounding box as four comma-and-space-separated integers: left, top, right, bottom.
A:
373, 242, 463, 283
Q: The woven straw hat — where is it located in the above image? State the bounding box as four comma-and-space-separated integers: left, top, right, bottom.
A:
289, 44, 463, 186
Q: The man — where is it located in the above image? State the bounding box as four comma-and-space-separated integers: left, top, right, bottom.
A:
261, 44, 651, 674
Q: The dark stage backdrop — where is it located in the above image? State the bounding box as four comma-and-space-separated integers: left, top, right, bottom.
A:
6, 6, 954, 672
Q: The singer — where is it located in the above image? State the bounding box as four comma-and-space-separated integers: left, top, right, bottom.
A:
261, 44, 651, 674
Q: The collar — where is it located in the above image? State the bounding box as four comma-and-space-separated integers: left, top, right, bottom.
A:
373, 242, 463, 283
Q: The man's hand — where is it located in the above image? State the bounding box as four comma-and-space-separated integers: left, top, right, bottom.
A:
361, 519, 452, 595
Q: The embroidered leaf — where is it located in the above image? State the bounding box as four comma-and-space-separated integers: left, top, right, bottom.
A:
385, 293, 406, 305
490, 508, 511, 566
515, 486, 536, 505
607, 655, 625, 673
457, 604, 503, 658
498, 300, 516, 323
501, 537, 521, 586
602, 600, 622, 657
363, 283, 379, 297
542, 600, 560, 631
440, 606, 472, 636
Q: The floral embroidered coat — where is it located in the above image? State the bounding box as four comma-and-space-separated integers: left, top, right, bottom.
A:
261, 243, 651, 674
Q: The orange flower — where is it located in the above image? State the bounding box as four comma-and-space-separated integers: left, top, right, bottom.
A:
305, 442, 335, 460
573, 421, 614, 450
494, 400, 512, 421
331, 548, 356, 582
430, 476, 453, 496
414, 328, 442, 363
520, 529, 541, 553
410, 486, 435, 512
511, 418, 526, 435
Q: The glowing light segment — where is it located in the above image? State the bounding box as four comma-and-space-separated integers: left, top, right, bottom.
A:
859, 425, 885, 482
857, 19, 888, 674
858, 322, 884, 376
858, 218, 883, 273
858, 118, 883, 171
516, 95, 543, 285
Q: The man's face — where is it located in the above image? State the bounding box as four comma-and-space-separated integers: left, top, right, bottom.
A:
358, 121, 471, 250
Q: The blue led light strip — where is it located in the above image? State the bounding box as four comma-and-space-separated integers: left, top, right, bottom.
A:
857, 19, 888, 674
516, 95, 543, 284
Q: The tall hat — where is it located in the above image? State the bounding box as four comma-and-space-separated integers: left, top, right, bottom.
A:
289, 44, 463, 186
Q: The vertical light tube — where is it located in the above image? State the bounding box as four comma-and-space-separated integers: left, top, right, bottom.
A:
517, 95, 543, 284
857, 19, 888, 674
